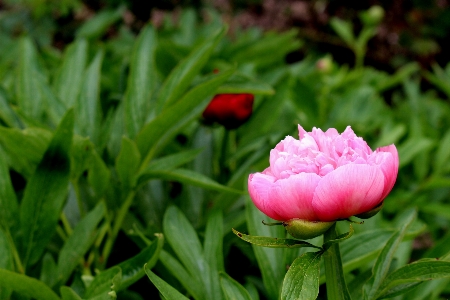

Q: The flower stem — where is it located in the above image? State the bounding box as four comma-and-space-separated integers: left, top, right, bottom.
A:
323, 223, 352, 300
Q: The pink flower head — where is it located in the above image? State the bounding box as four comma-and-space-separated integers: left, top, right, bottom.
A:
248, 125, 398, 222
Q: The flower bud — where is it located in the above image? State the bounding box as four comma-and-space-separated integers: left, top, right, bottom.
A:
283, 219, 335, 240
316, 56, 333, 74
202, 93, 254, 129
360, 5, 385, 26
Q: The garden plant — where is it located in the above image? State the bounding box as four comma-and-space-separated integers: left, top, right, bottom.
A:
1, 2, 450, 300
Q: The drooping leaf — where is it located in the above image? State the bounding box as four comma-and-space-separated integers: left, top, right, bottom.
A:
232, 228, 321, 249
19, 109, 74, 267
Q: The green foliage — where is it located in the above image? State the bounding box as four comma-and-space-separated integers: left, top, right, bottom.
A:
1, 5, 450, 300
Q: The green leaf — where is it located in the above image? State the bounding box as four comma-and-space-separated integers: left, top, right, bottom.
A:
433, 128, 450, 174
397, 138, 434, 168
53, 39, 88, 108
142, 148, 203, 172
339, 229, 393, 276
204, 210, 225, 272
19, 109, 74, 267
40, 252, 57, 288
75, 50, 103, 141
56, 202, 106, 286
124, 25, 159, 138
70, 136, 95, 180
84, 267, 121, 299
76, 7, 123, 39
87, 151, 111, 197
232, 228, 321, 249
204, 210, 224, 300
215, 73, 274, 95
154, 26, 226, 113
0, 149, 19, 231
15, 37, 44, 119
375, 260, 450, 299
163, 206, 211, 299
60, 286, 83, 300
159, 250, 204, 300
330, 17, 355, 45
115, 137, 141, 190
137, 168, 243, 194
0, 230, 14, 299
0, 269, 60, 300
0, 127, 51, 178
281, 252, 322, 300
220, 272, 253, 300
115, 233, 163, 290
322, 224, 354, 252
245, 196, 286, 300
364, 209, 417, 300
136, 68, 234, 164
145, 265, 190, 300
0, 86, 22, 128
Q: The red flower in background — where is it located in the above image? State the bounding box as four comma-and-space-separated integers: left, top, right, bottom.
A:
202, 93, 254, 129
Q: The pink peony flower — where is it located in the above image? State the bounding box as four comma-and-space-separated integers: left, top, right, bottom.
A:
248, 125, 398, 222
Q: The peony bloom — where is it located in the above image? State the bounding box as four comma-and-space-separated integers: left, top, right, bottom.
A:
202, 93, 254, 129
248, 125, 398, 222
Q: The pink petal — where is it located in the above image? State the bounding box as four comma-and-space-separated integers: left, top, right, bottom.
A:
248, 173, 284, 220
312, 164, 385, 221
267, 173, 321, 221
374, 144, 399, 199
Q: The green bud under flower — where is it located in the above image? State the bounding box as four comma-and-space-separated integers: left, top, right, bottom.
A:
355, 201, 384, 219
283, 219, 336, 240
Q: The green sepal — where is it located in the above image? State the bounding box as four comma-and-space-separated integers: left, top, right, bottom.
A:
283, 219, 336, 240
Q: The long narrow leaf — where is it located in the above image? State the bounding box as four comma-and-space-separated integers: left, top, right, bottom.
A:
124, 25, 159, 138
154, 26, 226, 113
136, 68, 234, 165
364, 209, 417, 300
19, 110, 74, 267
56, 202, 106, 286
145, 265, 190, 300
220, 272, 252, 300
